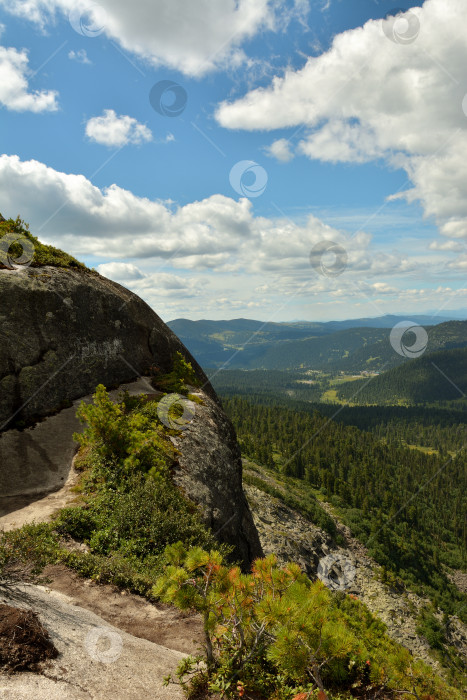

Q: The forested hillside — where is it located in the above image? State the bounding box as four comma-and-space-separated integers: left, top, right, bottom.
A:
222, 396, 467, 622
252, 320, 467, 372
337, 347, 467, 404
212, 370, 467, 452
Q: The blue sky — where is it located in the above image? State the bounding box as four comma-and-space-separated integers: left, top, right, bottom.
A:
0, 0, 466, 321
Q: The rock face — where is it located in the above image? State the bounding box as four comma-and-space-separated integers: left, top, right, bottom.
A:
0, 266, 214, 429
172, 389, 263, 569
0, 266, 261, 568
244, 482, 333, 578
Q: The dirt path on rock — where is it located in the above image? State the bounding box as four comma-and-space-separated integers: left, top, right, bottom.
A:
0, 479, 203, 696
0, 460, 204, 671
0, 581, 188, 699
41, 564, 203, 655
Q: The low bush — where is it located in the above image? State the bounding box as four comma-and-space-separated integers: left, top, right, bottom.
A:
74, 384, 176, 482
0, 216, 86, 269
156, 544, 462, 700
149, 351, 200, 394
0, 523, 62, 583
416, 606, 447, 651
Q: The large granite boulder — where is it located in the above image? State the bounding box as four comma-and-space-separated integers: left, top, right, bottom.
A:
0, 266, 213, 428
0, 266, 262, 569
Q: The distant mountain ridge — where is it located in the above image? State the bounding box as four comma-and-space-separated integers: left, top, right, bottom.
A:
169, 313, 465, 337
168, 315, 467, 371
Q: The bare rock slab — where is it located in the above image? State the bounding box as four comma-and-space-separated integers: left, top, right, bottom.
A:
0, 583, 186, 700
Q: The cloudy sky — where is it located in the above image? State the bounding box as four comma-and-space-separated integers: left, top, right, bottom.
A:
0, 0, 466, 321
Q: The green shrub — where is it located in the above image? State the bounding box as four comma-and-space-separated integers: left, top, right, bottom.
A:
416, 606, 447, 650
61, 473, 218, 561
156, 544, 462, 700
51, 386, 221, 589
0, 216, 86, 269
3, 385, 219, 595
0, 523, 62, 581
54, 506, 97, 541
74, 384, 176, 483
60, 549, 158, 595
149, 351, 199, 394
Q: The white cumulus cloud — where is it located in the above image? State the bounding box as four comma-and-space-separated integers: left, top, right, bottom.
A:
68, 48, 91, 64
96, 262, 144, 280
0, 0, 300, 76
0, 44, 58, 111
264, 138, 294, 162
216, 0, 467, 242
0, 154, 465, 319
85, 109, 152, 147
429, 240, 466, 252
0, 154, 401, 281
